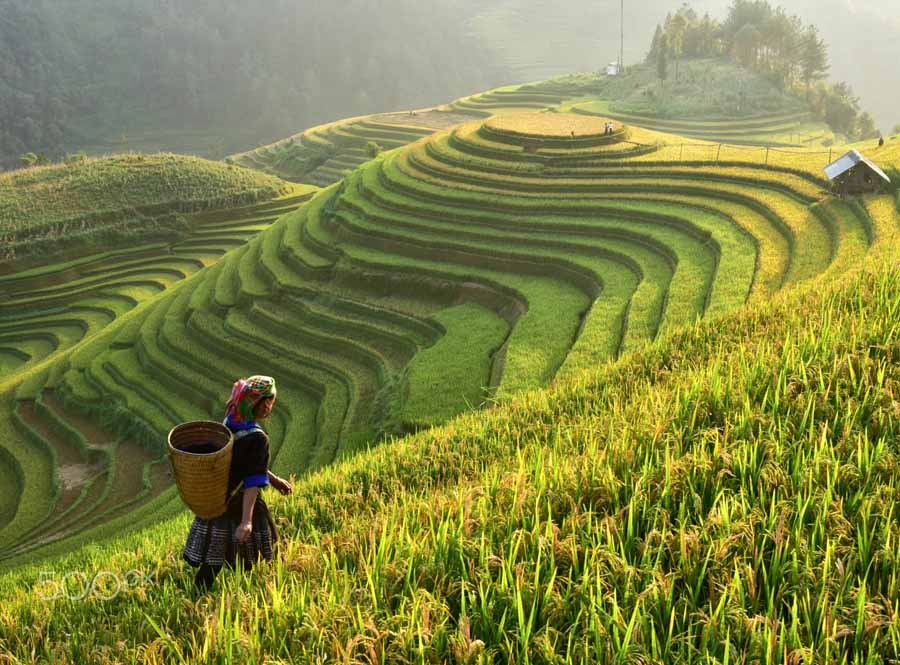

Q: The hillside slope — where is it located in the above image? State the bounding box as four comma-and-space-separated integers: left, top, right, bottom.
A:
0, 154, 291, 267
4, 103, 900, 565
1, 235, 898, 661
1, 63, 900, 659
0, 0, 504, 168
467, 0, 900, 131
233, 63, 837, 188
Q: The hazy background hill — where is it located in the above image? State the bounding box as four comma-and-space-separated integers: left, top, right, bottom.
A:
0, 0, 505, 169
2, 0, 897, 169
468, 0, 900, 132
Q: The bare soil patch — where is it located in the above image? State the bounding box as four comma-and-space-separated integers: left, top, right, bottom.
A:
374, 111, 477, 130
58, 462, 105, 490
43, 393, 118, 449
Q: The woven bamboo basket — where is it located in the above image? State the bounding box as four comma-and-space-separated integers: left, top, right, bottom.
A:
167, 421, 234, 519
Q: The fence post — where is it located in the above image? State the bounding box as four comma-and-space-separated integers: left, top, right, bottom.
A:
680, 144, 684, 160
829, 148, 833, 162
716, 144, 722, 162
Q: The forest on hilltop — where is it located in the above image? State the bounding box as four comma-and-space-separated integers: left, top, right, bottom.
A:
469, 0, 900, 134
0, 0, 504, 169
646, 0, 880, 140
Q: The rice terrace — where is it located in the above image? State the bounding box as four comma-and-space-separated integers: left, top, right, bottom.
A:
2, 1, 900, 662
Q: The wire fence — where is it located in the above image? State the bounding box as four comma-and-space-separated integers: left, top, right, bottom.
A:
644, 142, 835, 175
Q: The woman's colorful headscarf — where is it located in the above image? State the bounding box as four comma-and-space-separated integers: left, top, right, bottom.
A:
224, 375, 277, 426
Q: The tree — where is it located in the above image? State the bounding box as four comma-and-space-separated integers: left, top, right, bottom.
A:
694, 13, 722, 57
856, 112, 878, 141
646, 25, 664, 64
799, 25, 829, 90
892, 124, 900, 136
723, 0, 774, 43
765, 8, 801, 88
657, 33, 670, 83
672, 3, 699, 55
733, 23, 762, 68
823, 82, 860, 137
666, 12, 689, 82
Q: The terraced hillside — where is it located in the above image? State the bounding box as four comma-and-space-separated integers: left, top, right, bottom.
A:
231, 111, 476, 187
4, 109, 899, 564
1, 154, 290, 266
3, 225, 900, 662
230, 70, 834, 189
0, 191, 315, 377
571, 101, 833, 147
229, 80, 599, 186
0, 191, 318, 561
448, 85, 577, 116
449, 79, 833, 149
324, 111, 892, 384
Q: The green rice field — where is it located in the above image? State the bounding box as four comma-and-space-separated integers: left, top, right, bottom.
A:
0, 154, 292, 266
1, 74, 900, 663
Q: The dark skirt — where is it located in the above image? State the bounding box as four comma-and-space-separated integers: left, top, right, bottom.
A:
183, 496, 278, 569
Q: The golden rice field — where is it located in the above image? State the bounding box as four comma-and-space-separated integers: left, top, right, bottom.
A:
483, 112, 617, 138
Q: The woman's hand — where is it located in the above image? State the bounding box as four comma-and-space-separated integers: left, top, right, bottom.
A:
270, 474, 293, 496
235, 521, 253, 544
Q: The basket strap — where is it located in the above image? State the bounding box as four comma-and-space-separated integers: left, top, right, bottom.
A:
225, 426, 263, 512
227, 480, 245, 505
233, 427, 264, 440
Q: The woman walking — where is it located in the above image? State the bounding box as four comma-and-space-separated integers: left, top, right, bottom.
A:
183, 375, 293, 591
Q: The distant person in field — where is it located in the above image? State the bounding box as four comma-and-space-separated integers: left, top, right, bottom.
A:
183, 375, 293, 591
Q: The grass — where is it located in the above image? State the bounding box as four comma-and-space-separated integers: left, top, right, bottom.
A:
1, 247, 899, 661
351, 158, 741, 293
230, 114, 442, 186
0, 399, 57, 548
437, 125, 658, 168
588, 58, 806, 119
339, 171, 683, 355
0, 71, 899, 663
388, 139, 833, 292
0, 154, 291, 266
3, 85, 899, 576
313, 215, 592, 397
572, 100, 826, 147
630, 142, 839, 177
0, 192, 314, 386
0, 191, 316, 547
313, 111, 885, 400
398, 304, 509, 428
448, 85, 571, 117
